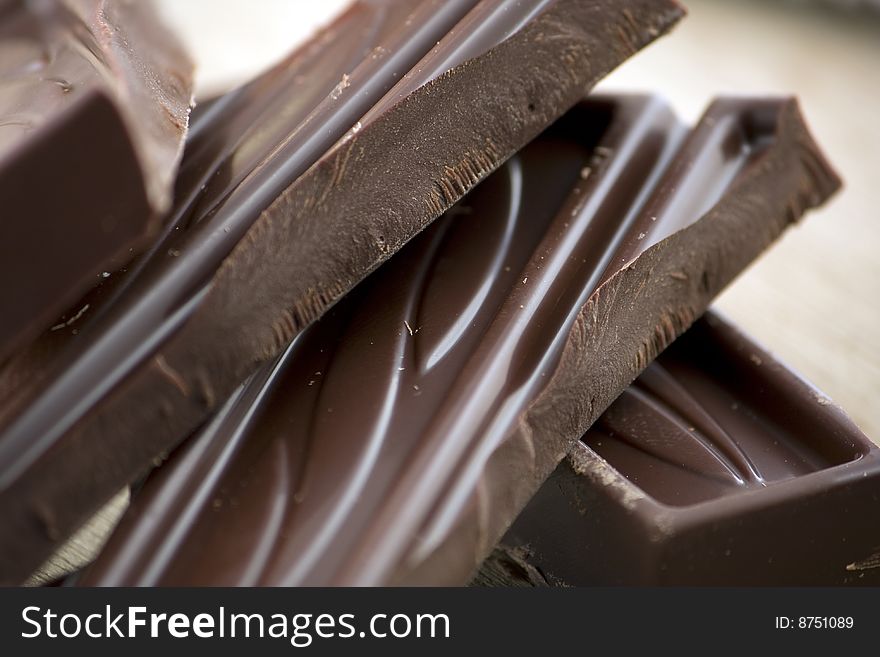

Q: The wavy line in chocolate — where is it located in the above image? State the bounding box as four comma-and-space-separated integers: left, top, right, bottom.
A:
0, 0, 686, 584
584, 313, 859, 506
79, 93, 807, 586
594, 377, 758, 493
623, 363, 765, 485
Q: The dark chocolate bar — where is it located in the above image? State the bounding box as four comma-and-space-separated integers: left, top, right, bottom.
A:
78, 94, 840, 586
0, 0, 193, 363
0, 0, 686, 584
487, 313, 880, 586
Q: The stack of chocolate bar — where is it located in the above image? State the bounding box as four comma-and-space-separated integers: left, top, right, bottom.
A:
0, 0, 873, 587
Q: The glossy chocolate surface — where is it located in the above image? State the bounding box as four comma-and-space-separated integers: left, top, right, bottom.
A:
0, 0, 686, 584
498, 313, 880, 585
585, 343, 855, 507
0, 0, 192, 364
0, 0, 474, 424
80, 95, 839, 586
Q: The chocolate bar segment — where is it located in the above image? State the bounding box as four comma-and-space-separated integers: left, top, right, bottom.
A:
0, 0, 193, 363
362, 95, 840, 586
79, 95, 840, 586
0, 0, 686, 584
492, 313, 880, 586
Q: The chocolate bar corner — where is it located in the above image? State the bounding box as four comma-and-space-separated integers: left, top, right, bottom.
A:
488, 313, 880, 586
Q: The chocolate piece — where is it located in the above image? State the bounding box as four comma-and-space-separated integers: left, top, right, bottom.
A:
492, 313, 880, 586
0, 0, 193, 363
78, 94, 840, 586
0, 0, 686, 584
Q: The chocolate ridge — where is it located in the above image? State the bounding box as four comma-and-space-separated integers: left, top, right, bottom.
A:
395, 97, 841, 585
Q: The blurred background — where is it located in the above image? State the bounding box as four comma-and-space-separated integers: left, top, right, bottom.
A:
156, 0, 880, 441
